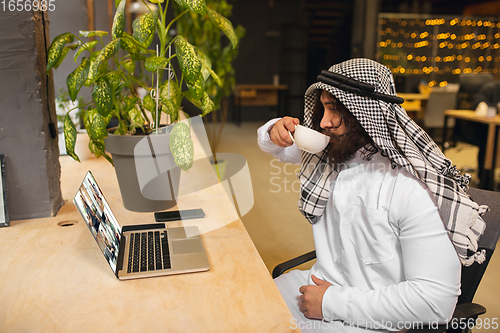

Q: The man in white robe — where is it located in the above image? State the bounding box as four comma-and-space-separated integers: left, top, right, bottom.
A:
258, 59, 486, 332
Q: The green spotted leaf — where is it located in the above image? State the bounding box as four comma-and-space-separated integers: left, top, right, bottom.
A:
174, 35, 201, 85
186, 74, 205, 100
206, 7, 238, 49
67, 57, 90, 101
88, 39, 121, 83
145, 56, 167, 72
143, 94, 156, 112
206, 66, 221, 87
112, 0, 127, 39
174, 0, 206, 14
128, 106, 145, 130
169, 122, 194, 171
115, 0, 121, 7
46, 33, 74, 73
88, 138, 102, 158
124, 96, 139, 112
113, 120, 128, 135
89, 137, 113, 165
104, 112, 113, 126
105, 71, 122, 91
52, 45, 72, 70
160, 80, 181, 121
87, 108, 108, 140
120, 34, 143, 59
84, 78, 93, 87
132, 11, 158, 47
83, 108, 91, 132
84, 57, 108, 87
92, 77, 114, 117
51, 42, 78, 71
121, 58, 136, 73
86, 108, 112, 163
184, 91, 214, 116
200, 92, 215, 116
184, 90, 202, 109
74, 40, 99, 62
79, 30, 108, 37
196, 48, 211, 81
197, 48, 221, 86
63, 113, 80, 162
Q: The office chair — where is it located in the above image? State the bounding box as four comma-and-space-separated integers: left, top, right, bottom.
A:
423, 90, 457, 142
272, 187, 500, 333
451, 74, 495, 188
456, 73, 494, 110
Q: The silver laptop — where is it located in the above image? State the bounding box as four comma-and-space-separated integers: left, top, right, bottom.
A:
73, 170, 210, 280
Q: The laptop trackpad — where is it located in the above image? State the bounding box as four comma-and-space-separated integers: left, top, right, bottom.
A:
172, 239, 204, 254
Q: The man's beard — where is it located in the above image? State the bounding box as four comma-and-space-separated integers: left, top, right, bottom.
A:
322, 129, 369, 167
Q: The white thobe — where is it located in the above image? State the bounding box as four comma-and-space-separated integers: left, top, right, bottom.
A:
258, 119, 461, 333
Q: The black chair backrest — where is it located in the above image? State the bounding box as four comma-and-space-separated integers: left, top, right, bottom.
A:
457, 73, 494, 109
457, 187, 500, 304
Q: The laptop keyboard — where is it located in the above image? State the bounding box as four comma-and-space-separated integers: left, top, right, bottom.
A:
127, 230, 171, 273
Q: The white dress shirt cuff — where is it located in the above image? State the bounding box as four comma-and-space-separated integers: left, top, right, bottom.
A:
322, 285, 350, 322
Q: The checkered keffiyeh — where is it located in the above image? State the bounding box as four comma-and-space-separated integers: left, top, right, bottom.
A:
298, 58, 487, 266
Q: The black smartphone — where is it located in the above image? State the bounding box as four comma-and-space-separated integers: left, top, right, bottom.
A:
154, 208, 205, 222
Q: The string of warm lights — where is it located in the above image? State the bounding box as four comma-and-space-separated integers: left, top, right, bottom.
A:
389, 66, 497, 75
377, 16, 500, 86
379, 34, 500, 49
382, 54, 498, 63
380, 17, 500, 28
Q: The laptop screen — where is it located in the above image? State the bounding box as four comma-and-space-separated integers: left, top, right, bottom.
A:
74, 171, 122, 273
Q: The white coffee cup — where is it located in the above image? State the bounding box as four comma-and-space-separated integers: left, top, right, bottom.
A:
289, 124, 330, 154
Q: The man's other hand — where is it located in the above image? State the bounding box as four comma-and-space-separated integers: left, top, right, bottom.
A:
298, 275, 332, 319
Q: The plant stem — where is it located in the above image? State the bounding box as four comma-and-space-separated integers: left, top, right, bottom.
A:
213, 97, 229, 154
74, 35, 90, 46
156, 1, 166, 57
66, 100, 94, 114
156, 0, 169, 57
163, 9, 188, 57
165, 52, 177, 62
140, 0, 153, 12
138, 104, 151, 128
113, 101, 123, 124
166, 9, 188, 34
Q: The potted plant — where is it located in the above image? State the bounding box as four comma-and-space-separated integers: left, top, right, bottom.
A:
174, 0, 245, 179
46, 0, 239, 211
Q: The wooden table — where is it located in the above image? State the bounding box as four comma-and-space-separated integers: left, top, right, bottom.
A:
233, 84, 288, 126
398, 93, 430, 122
443, 109, 500, 190
0, 155, 297, 332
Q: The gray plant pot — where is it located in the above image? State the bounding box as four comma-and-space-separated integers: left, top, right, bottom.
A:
104, 129, 181, 212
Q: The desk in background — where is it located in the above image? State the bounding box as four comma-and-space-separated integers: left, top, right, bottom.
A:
0, 156, 296, 332
398, 93, 430, 122
233, 84, 288, 126
443, 110, 500, 190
